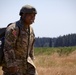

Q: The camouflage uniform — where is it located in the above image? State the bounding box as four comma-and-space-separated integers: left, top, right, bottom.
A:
2, 20, 38, 75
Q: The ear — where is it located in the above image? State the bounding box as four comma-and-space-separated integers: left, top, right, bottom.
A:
21, 14, 25, 19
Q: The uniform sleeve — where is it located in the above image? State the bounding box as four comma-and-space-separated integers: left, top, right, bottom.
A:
3, 24, 19, 67
29, 27, 35, 60
29, 40, 35, 60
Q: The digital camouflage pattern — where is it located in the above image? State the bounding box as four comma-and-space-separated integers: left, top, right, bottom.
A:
2, 20, 38, 75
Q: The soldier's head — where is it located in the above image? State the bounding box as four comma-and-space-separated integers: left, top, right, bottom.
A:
19, 5, 37, 25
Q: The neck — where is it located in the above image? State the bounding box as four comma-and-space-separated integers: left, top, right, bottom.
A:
20, 18, 30, 29
24, 23, 29, 28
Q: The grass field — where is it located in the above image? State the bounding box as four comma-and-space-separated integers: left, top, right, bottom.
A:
34, 46, 76, 75
0, 67, 3, 75
0, 46, 76, 75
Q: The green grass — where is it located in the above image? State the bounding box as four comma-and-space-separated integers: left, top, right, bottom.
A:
34, 46, 76, 75
34, 46, 76, 56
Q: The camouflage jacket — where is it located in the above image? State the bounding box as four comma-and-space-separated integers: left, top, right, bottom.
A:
3, 20, 37, 74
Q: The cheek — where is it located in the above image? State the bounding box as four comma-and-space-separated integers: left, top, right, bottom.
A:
24, 17, 32, 24
25, 17, 30, 22
26, 17, 32, 21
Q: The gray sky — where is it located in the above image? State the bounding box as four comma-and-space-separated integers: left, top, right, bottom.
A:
0, 0, 76, 37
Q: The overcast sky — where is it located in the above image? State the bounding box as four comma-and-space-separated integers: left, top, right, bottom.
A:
0, 0, 76, 37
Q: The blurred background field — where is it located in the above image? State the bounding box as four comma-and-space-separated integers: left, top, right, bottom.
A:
0, 46, 76, 75
34, 46, 76, 75
0, 67, 3, 75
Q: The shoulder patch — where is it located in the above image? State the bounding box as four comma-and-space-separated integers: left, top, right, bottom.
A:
12, 29, 17, 37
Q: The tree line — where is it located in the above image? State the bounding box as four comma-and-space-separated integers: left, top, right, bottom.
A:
34, 33, 76, 47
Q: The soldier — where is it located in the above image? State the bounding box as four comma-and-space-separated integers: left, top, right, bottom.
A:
2, 5, 38, 75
